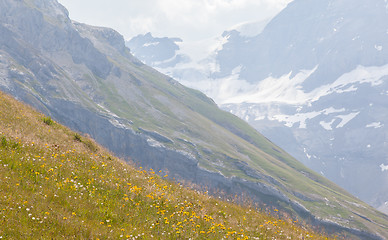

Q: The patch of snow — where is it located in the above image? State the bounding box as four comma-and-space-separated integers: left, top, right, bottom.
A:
366, 122, 384, 128
375, 45, 383, 51
311, 65, 388, 101
334, 85, 358, 93
380, 164, 388, 172
108, 118, 132, 131
303, 148, 312, 159
255, 116, 266, 121
224, 66, 319, 104
271, 107, 345, 129
143, 42, 160, 47
322, 107, 346, 115
336, 112, 360, 128
146, 138, 164, 148
219, 64, 388, 106
271, 111, 321, 128
320, 119, 335, 130
98, 104, 118, 116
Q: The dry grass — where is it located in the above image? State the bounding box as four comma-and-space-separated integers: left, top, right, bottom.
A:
0, 91, 335, 239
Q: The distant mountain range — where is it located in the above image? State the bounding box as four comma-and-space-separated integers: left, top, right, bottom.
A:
1, 0, 388, 238
127, 0, 388, 216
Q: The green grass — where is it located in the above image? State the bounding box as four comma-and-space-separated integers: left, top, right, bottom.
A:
0, 90, 334, 239
42, 116, 54, 126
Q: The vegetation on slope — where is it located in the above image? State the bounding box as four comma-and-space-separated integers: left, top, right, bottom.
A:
0, 93, 335, 239
2, 1, 386, 235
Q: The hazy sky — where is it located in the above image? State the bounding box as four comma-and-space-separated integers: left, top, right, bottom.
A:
58, 0, 292, 41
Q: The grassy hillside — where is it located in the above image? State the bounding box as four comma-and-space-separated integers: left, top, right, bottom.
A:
0, 93, 335, 239
1, 1, 387, 237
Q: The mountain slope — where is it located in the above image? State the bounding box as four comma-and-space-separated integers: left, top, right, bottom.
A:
0, 0, 388, 238
127, 0, 388, 217
0, 90, 334, 239
212, 0, 388, 213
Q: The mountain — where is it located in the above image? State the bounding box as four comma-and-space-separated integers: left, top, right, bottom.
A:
216, 0, 388, 214
126, 32, 224, 92
126, 32, 190, 69
128, 0, 388, 216
0, 91, 333, 239
1, 0, 388, 238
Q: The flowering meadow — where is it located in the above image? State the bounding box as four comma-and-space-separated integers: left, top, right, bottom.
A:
0, 92, 335, 239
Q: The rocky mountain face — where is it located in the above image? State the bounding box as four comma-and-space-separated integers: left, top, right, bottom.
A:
218, 0, 388, 214
1, 0, 388, 238
128, 0, 388, 216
